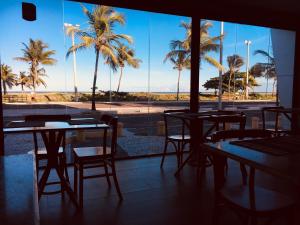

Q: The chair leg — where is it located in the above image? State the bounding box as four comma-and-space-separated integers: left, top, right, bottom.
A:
212, 197, 221, 225
79, 164, 84, 208
111, 161, 123, 200
35, 157, 40, 181
249, 216, 258, 225
104, 161, 111, 187
176, 141, 182, 168
58, 155, 65, 196
287, 206, 295, 225
160, 140, 169, 168
63, 154, 70, 183
240, 163, 248, 185
74, 163, 78, 197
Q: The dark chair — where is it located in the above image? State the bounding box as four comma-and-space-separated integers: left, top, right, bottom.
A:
205, 113, 248, 183
160, 109, 191, 168
24, 114, 71, 195
204, 112, 247, 139
73, 114, 122, 208
261, 106, 290, 136
211, 129, 295, 225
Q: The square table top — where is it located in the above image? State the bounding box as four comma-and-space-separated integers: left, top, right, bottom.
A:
3, 121, 109, 134
204, 135, 300, 187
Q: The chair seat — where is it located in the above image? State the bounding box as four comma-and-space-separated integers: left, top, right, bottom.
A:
168, 134, 191, 141
73, 146, 112, 159
220, 185, 295, 213
37, 147, 64, 155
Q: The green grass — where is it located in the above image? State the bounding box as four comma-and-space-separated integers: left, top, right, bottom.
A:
2, 91, 276, 103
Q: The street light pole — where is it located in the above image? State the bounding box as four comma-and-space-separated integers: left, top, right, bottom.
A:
218, 22, 224, 110
244, 40, 251, 99
64, 23, 80, 101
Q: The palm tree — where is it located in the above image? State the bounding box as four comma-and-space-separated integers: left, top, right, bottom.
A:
169, 20, 223, 70
30, 67, 47, 88
116, 44, 141, 93
252, 50, 276, 96
14, 39, 56, 93
66, 5, 133, 110
226, 54, 244, 97
164, 49, 189, 101
17, 71, 31, 92
1, 64, 16, 95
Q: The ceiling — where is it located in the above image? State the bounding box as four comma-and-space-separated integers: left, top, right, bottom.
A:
71, 0, 300, 30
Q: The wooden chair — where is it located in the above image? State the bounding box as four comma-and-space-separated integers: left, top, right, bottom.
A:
261, 106, 290, 136
24, 114, 71, 195
204, 112, 247, 139
205, 113, 247, 183
160, 109, 191, 168
211, 129, 295, 225
73, 114, 122, 208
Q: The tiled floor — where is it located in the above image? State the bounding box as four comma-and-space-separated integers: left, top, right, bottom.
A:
39, 155, 298, 225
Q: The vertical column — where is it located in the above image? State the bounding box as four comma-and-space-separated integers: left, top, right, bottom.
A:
271, 28, 296, 130
0, 57, 4, 156
292, 29, 300, 133
190, 16, 200, 113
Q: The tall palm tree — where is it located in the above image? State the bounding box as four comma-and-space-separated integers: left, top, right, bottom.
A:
15, 39, 56, 93
252, 50, 276, 96
164, 49, 189, 101
226, 54, 244, 97
116, 44, 141, 93
1, 64, 16, 95
30, 67, 47, 88
17, 71, 31, 92
169, 20, 223, 70
66, 5, 133, 110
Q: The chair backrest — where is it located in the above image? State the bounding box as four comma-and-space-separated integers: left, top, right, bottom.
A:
261, 106, 285, 131
205, 113, 246, 138
210, 128, 272, 142
100, 114, 118, 155
163, 109, 190, 137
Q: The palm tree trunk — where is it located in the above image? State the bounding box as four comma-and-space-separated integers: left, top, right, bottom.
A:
33, 63, 37, 95
228, 72, 232, 100
92, 49, 100, 111
116, 67, 123, 93
176, 70, 181, 101
3, 82, 7, 95
272, 78, 276, 97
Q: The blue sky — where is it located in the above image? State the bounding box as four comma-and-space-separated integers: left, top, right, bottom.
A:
1, 0, 275, 93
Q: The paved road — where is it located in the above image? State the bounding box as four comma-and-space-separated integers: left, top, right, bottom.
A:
3, 101, 276, 117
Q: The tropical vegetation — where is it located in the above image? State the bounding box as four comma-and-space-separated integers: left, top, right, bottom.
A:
164, 20, 223, 100
14, 38, 56, 94
1, 64, 16, 95
203, 54, 260, 97
116, 44, 141, 93
251, 50, 276, 96
66, 5, 136, 110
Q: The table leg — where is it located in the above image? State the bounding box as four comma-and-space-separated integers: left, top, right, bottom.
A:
38, 165, 51, 200
55, 167, 79, 208
38, 130, 79, 208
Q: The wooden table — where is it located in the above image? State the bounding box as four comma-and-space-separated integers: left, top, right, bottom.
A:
204, 135, 300, 192
4, 121, 109, 208
167, 110, 243, 176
